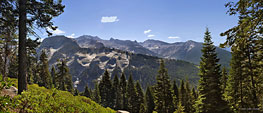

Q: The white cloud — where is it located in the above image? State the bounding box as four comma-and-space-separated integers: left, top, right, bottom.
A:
168, 36, 180, 39
144, 29, 151, 34
101, 16, 119, 23
47, 27, 65, 35
67, 34, 75, 38
147, 34, 155, 38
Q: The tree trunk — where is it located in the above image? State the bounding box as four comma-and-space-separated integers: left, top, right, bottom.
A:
18, 0, 27, 94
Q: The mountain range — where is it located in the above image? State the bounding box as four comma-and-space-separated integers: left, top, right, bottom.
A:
76, 35, 231, 66
37, 35, 231, 91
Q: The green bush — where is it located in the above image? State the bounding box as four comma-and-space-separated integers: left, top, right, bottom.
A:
0, 78, 115, 113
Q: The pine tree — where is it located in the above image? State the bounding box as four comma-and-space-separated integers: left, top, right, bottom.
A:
194, 28, 230, 113
179, 80, 187, 112
224, 46, 246, 112
127, 74, 138, 113
83, 84, 91, 98
112, 74, 121, 110
99, 70, 113, 108
93, 82, 101, 103
26, 38, 40, 84
221, 66, 228, 93
154, 59, 174, 113
16, 0, 65, 94
39, 50, 52, 89
8, 54, 18, 78
56, 59, 73, 93
139, 104, 146, 113
185, 80, 195, 113
51, 65, 56, 88
175, 103, 185, 113
191, 88, 197, 100
222, 0, 263, 110
120, 72, 128, 110
136, 81, 144, 113
145, 86, 155, 113
172, 79, 179, 108
74, 88, 79, 96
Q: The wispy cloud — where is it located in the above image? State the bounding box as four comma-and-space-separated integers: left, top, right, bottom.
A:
168, 36, 180, 39
47, 28, 65, 35
101, 16, 119, 23
147, 34, 155, 38
67, 33, 75, 38
144, 29, 151, 34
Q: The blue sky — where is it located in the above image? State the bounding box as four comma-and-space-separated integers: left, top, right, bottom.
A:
40, 0, 238, 46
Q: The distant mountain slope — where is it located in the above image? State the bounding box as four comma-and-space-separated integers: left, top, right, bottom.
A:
75, 35, 231, 67
38, 36, 199, 91
141, 39, 231, 67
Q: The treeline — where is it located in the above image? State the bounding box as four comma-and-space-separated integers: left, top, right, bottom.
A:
80, 61, 197, 113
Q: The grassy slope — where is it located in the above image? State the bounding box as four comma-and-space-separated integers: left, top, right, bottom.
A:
1, 78, 115, 113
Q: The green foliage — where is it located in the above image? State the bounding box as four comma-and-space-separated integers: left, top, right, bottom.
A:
185, 80, 195, 113
74, 88, 79, 96
222, 1, 263, 111
145, 86, 155, 113
221, 66, 228, 93
174, 102, 185, 113
99, 70, 113, 108
127, 74, 138, 113
112, 74, 121, 110
83, 84, 91, 98
179, 80, 187, 112
195, 28, 230, 113
55, 59, 73, 93
92, 82, 101, 104
51, 65, 56, 88
139, 104, 146, 113
136, 81, 145, 113
38, 50, 52, 89
172, 80, 179, 108
154, 60, 175, 113
0, 78, 115, 113
120, 72, 128, 110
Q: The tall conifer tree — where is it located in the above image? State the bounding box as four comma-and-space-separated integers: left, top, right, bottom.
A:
172, 80, 179, 108
99, 70, 113, 108
112, 74, 121, 110
39, 50, 52, 89
127, 74, 137, 113
56, 59, 73, 93
93, 82, 101, 103
154, 59, 174, 113
136, 81, 144, 113
145, 86, 155, 113
194, 28, 230, 113
120, 72, 128, 110
221, 66, 228, 92
179, 80, 187, 112
221, 0, 263, 109
51, 65, 56, 87
83, 84, 91, 98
